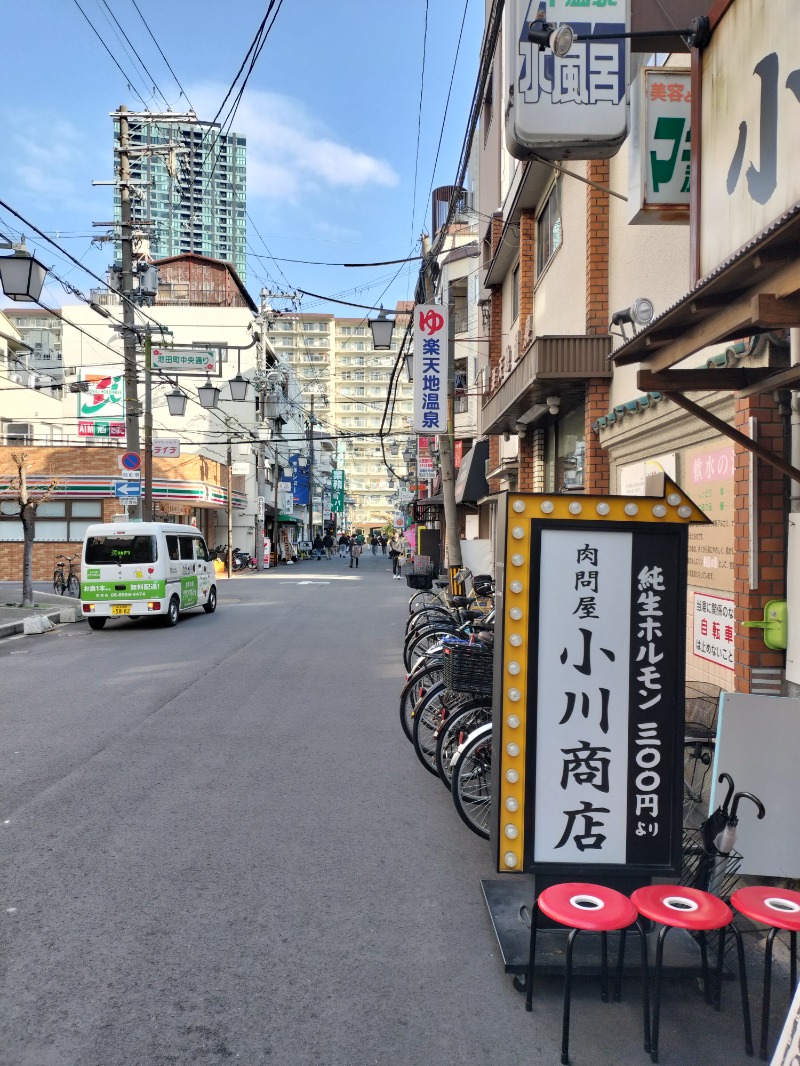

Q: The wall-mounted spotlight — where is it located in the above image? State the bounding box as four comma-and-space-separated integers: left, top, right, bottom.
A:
610, 298, 655, 340
527, 19, 574, 57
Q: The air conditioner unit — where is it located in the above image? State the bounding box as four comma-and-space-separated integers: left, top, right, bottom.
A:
4, 422, 32, 443
8, 372, 26, 385
524, 314, 534, 346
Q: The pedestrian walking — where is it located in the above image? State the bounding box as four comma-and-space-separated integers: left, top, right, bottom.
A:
349, 537, 363, 569
370, 534, 379, 555
338, 532, 350, 559
312, 534, 324, 560
322, 532, 334, 559
379, 535, 388, 556
388, 534, 404, 578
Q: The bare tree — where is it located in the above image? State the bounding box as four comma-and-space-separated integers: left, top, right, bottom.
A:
0, 452, 58, 607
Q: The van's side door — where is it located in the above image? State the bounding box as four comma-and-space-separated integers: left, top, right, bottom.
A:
192, 534, 212, 605
177, 535, 199, 608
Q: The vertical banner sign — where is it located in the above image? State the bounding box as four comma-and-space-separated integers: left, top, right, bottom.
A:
290, 453, 309, 507
505, 0, 630, 161
644, 69, 691, 205
491, 481, 710, 878
412, 304, 448, 435
331, 469, 345, 515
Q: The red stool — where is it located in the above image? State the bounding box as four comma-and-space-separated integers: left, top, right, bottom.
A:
731, 886, 800, 1059
631, 885, 753, 1063
525, 882, 651, 1065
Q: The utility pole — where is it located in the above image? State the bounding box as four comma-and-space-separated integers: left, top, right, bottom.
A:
307, 392, 315, 541
226, 424, 234, 579
118, 105, 142, 520
420, 233, 462, 586
143, 331, 153, 521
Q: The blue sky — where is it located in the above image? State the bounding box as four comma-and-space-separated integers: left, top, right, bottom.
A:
0, 0, 483, 316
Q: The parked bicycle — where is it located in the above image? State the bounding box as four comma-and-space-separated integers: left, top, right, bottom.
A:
53, 554, 80, 598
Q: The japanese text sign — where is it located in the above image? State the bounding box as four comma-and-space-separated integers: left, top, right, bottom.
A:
693, 593, 735, 670
506, 0, 630, 161
628, 68, 691, 224
699, 0, 800, 276
151, 348, 215, 373
331, 469, 345, 513
492, 481, 710, 877
412, 304, 448, 434
152, 438, 181, 458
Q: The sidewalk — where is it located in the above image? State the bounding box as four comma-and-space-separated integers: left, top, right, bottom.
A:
0, 582, 82, 640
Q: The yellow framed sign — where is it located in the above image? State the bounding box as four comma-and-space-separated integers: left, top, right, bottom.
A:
491, 479, 709, 879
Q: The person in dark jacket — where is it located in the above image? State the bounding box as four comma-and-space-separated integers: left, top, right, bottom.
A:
312, 534, 324, 560
322, 532, 334, 559
338, 532, 350, 559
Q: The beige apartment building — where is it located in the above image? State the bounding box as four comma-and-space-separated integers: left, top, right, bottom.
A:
265, 308, 413, 530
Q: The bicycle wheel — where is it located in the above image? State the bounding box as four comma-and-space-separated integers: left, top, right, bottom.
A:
435, 698, 493, 789
451, 726, 493, 839
403, 623, 460, 672
412, 683, 471, 776
66, 573, 80, 598
53, 569, 65, 595
408, 590, 441, 614
404, 606, 454, 637
399, 661, 445, 742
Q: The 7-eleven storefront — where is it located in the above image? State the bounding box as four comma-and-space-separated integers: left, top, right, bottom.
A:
0, 447, 245, 581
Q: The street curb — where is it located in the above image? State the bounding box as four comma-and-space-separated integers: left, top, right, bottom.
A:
0, 607, 84, 642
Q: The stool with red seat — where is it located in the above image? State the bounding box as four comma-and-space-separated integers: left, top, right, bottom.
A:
730, 885, 800, 1059
631, 885, 753, 1063
525, 882, 651, 1065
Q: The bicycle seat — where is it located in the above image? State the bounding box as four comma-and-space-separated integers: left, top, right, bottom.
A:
450, 595, 476, 608
434, 580, 449, 588
462, 609, 484, 621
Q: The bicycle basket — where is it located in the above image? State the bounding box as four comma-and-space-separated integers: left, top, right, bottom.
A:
406, 573, 433, 591
443, 641, 494, 696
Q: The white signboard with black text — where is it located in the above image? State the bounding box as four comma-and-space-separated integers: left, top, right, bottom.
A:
505, 0, 630, 160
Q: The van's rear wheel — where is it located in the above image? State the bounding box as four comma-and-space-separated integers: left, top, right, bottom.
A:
87, 617, 106, 631
203, 586, 217, 613
165, 595, 180, 627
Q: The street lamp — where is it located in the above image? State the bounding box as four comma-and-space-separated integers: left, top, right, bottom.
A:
165, 386, 187, 417
228, 372, 249, 402
198, 376, 221, 409
0, 242, 48, 302
369, 306, 395, 350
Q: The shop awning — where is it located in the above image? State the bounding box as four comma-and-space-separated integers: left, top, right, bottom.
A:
264, 503, 299, 523
454, 439, 490, 505
610, 205, 800, 484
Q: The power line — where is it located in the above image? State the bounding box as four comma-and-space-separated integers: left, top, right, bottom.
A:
409, 0, 430, 242
127, 0, 194, 108
71, 0, 150, 108
95, 0, 170, 108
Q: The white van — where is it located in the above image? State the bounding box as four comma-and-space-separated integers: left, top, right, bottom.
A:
80, 522, 217, 630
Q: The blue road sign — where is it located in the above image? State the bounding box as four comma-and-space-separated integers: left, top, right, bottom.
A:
121, 451, 141, 470
113, 479, 142, 498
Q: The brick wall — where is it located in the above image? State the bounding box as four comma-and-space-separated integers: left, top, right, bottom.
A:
733, 393, 787, 692
584, 161, 612, 495
0, 446, 228, 581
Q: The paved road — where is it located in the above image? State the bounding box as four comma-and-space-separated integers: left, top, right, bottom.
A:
1, 552, 758, 1064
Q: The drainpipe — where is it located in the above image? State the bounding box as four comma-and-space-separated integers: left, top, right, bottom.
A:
791, 329, 800, 513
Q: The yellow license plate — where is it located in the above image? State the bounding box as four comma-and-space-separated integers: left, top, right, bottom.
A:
111, 604, 132, 615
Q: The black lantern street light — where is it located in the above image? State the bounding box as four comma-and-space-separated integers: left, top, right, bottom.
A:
369, 305, 395, 350
0, 242, 48, 302
198, 376, 221, 409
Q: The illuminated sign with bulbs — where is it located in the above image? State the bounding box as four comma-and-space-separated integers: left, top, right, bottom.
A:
491, 476, 709, 878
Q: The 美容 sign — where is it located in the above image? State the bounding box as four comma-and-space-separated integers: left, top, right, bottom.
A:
628, 68, 691, 225
412, 304, 448, 434
151, 348, 215, 373
505, 0, 630, 161
492, 480, 710, 878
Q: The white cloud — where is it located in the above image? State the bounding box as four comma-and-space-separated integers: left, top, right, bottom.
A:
188, 84, 399, 203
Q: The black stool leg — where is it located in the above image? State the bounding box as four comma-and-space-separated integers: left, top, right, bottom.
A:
615, 927, 627, 1002
791, 930, 797, 994
636, 921, 652, 1055
729, 923, 753, 1056
761, 926, 779, 1059
699, 929, 712, 1004
562, 928, 579, 1066
525, 903, 538, 1013
601, 931, 609, 1002
714, 924, 726, 1011
651, 924, 670, 1064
